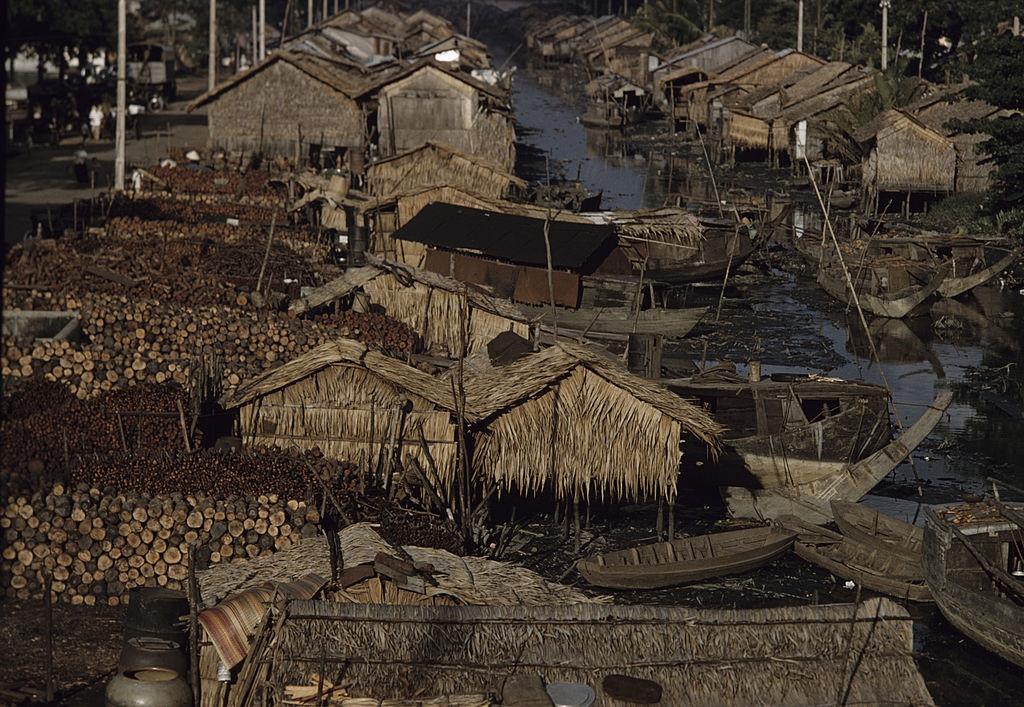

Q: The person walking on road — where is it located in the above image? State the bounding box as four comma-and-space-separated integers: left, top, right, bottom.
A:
88, 104, 103, 141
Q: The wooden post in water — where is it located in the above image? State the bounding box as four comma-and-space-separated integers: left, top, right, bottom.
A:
627, 334, 663, 379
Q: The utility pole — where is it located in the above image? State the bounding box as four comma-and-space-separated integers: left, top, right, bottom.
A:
322, 0, 327, 23
259, 0, 266, 60
797, 1, 804, 53
708, 0, 714, 31
744, 0, 751, 37
308, 0, 313, 28
880, 0, 890, 71
252, 6, 257, 64
115, 0, 126, 192
466, 1, 471, 37
208, 0, 217, 93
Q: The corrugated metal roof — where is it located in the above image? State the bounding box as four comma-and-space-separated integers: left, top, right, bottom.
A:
393, 203, 614, 270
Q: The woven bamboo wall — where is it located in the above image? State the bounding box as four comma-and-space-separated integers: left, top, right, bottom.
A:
207, 61, 364, 157
238, 365, 456, 485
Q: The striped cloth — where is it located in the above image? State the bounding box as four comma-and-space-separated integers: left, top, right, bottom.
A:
199, 573, 326, 669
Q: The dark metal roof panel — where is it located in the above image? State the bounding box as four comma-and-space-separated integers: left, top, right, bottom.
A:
393, 203, 614, 269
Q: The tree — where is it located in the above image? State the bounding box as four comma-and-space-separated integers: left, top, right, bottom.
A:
962, 32, 1024, 230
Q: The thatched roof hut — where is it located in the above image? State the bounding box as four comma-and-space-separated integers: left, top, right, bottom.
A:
188, 51, 380, 158
462, 342, 722, 503
912, 96, 1012, 193
197, 522, 600, 707
289, 257, 532, 356
373, 63, 515, 171
220, 338, 459, 483
652, 35, 759, 84
365, 142, 525, 201
857, 109, 956, 212
270, 598, 933, 705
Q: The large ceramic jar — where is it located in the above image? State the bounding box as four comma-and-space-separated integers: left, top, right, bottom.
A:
117, 637, 187, 676
105, 668, 193, 707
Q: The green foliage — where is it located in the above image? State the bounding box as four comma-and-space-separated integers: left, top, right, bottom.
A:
960, 33, 1024, 233
918, 192, 991, 233
631, 0, 703, 51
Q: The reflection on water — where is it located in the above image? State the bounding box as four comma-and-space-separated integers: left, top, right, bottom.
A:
514, 58, 1024, 705
513, 62, 1024, 498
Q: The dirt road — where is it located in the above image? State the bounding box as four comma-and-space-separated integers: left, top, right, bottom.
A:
4, 75, 210, 245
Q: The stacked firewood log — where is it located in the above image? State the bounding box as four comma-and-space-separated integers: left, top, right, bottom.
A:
0, 484, 323, 605
1, 380, 200, 496
3, 229, 321, 309
145, 164, 284, 201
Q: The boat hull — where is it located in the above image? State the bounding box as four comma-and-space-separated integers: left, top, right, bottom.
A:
785, 520, 932, 602
576, 526, 796, 590
723, 391, 952, 522
923, 505, 1024, 668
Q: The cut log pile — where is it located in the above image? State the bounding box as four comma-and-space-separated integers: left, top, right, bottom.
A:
143, 163, 285, 202
1, 380, 200, 496
0, 483, 324, 605
2, 291, 420, 401
4, 230, 320, 309
315, 311, 420, 354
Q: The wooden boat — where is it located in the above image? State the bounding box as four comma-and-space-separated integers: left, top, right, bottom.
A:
924, 502, 1024, 667
780, 516, 932, 602
668, 364, 893, 489
937, 246, 1021, 298
723, 390, 953, 523
524, 304, 707, 342
794, 227, 1019, 317
815, 260, 950, 318
831, 500, 924, 565
644, 206, 790, 286
575, 525, 796, 589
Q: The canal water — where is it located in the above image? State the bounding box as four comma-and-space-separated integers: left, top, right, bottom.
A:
508, 60, 1024, 703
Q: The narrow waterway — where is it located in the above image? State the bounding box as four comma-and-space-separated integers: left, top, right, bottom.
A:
509, 59, 1024, 704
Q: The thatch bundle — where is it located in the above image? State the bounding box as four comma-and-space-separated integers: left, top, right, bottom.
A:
199, 523, 597, 606
271, 598, 933, 706
366, 143, 525, 201
289, 257, 532, 356
464, 342, 722, 503
222, 339, 459, 485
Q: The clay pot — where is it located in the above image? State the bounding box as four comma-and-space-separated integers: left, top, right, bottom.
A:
105, 668, 193, 707
117, 637, 187, 676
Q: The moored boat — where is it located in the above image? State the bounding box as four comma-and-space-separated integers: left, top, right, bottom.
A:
668, 364, 893, 489
723, 390, 953, 523
923, 502, 1024, 668
780, 515, 932, 602
831, 500, 924, 566
576, 525, 796, 590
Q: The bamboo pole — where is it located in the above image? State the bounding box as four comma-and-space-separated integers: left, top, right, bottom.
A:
255, 213, 277, 295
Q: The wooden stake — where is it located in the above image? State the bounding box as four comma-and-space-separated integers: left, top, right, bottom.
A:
44, 573, 54, 702
255, 213, 277, 296
187, 544, 201, 705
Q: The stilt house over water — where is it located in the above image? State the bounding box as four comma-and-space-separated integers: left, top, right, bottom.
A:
856, 109, 956, 215
220, 338, 459, 486
463, 342, 722, 505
